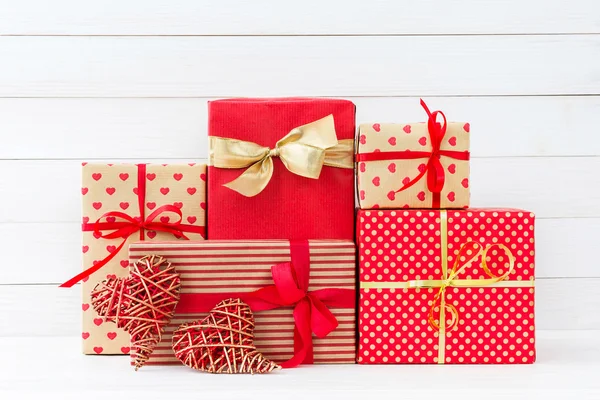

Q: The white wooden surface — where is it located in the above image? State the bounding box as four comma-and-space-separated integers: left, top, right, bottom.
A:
0, 2, 599, 393
3, 97, 600, 158
0, 36, 597, 97
0, 0, 597, 35
1, 332, 599, 399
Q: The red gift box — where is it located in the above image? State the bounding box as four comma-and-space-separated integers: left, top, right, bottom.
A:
208, 98, 355, 240
357, 208, 535, 364
129, 239, 357, 367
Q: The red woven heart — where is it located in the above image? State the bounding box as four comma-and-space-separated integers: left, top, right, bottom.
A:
90, 255, 180, 370
172, 298, 279, 374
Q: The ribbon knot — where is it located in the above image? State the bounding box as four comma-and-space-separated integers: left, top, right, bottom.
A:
268, 147, 280, 158
355, 99, 470, 208
210, 114, 354, 197
173, 240, 356, 369
60, 164, 206, 288
246, 240, 355, 368
424, 241, 516, 333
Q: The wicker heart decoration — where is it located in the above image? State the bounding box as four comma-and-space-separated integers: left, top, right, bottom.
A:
172, 298, 280, 374
90, 255, 180, 370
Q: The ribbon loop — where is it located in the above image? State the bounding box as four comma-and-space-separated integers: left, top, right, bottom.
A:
396, 100, 449, 197
308, 295, 339, 338
61, 164, 205, 288
227, 240, 354, 368
270, 262, 306, 305
422, 240, 515, 334
356, 100, 469, 208
210, 115, 353, 197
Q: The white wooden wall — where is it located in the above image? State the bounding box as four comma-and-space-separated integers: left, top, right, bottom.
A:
0, 0, 598, 337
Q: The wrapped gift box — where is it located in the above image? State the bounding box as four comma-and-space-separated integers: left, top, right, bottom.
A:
208, 98, 355, 240
76, 163, 207, 354
357, 209, 535, 364
356, 100, 470, 209
129, 240, 356, 366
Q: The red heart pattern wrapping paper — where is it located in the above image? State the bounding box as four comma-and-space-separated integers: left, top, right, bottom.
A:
81, 163, 206, 354
357, 121, 470, 209
357, 208, 535, 364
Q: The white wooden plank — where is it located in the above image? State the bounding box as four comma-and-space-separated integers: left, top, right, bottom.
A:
470, 157, 600, 219
535, 218, 600, 278
0, 223, 81, 283
0, 279, 597, 338
0, 98, 207, 159
0, 0, 597, 35
1, 96, 599, 159
0, 36, 597, 97
0, 218, 596, 284
0, 157, 596, 225
1, 333, 600, 400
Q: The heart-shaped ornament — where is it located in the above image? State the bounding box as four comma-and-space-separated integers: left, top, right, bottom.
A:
172, 298, 279, 374
90, 255, 180, 370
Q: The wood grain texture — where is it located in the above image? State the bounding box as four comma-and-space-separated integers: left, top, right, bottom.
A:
0, 218, 596, 284
0, 35, 598, 97
0, 279, 597, 337
2, 96, 599, 159
0, 0, 598, 35
0, 157, 597, 225
0, 1, 598, 378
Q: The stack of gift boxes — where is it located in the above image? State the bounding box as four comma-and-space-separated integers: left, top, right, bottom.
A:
68, 97, 535, 368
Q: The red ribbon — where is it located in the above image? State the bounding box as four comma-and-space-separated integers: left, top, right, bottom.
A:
355, 99, 470, 207
175, 239, 355, 368
61, 164, 206, 288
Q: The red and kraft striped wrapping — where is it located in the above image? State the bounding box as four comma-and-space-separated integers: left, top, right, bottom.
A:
129, 240, 357, 365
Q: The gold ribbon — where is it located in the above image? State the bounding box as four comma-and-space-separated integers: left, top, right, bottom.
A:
360, 210, 535, 364
209, 114, 354, 197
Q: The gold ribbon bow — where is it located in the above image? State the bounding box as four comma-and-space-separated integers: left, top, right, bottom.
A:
360, 211, 535, 364
415, 241, 516, 333
209, 115, 354, 197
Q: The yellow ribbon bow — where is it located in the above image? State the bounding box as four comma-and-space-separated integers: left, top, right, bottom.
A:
209, 115, 354, 197
414, 241, 516, 333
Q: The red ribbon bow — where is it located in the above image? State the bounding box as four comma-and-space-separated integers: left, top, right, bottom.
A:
175, 240, 355, 368
61, 164, 205, 288
356, 99, 470, 207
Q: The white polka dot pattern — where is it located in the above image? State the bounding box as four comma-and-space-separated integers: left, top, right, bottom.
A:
357, 209, 536, 364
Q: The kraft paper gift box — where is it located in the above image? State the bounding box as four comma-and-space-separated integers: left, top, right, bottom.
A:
357, 208, 535, 364
208, 98, 355, 240
356, 100, 470, 209
129, 239, 356, 366
66, 163, 207, 355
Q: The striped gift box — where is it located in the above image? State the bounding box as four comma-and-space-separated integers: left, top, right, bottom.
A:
129, 240, 357, 365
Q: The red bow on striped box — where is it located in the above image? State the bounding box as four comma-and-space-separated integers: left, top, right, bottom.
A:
129, 239, 357, 367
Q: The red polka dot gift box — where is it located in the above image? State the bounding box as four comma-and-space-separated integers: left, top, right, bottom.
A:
357, 209, 535, 364
356, 100, 470, 209
66, 163, 207, 355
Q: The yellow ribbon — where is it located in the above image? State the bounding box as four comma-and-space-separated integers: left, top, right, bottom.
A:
209, 114, 354, 197
360, 210, 535, 364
